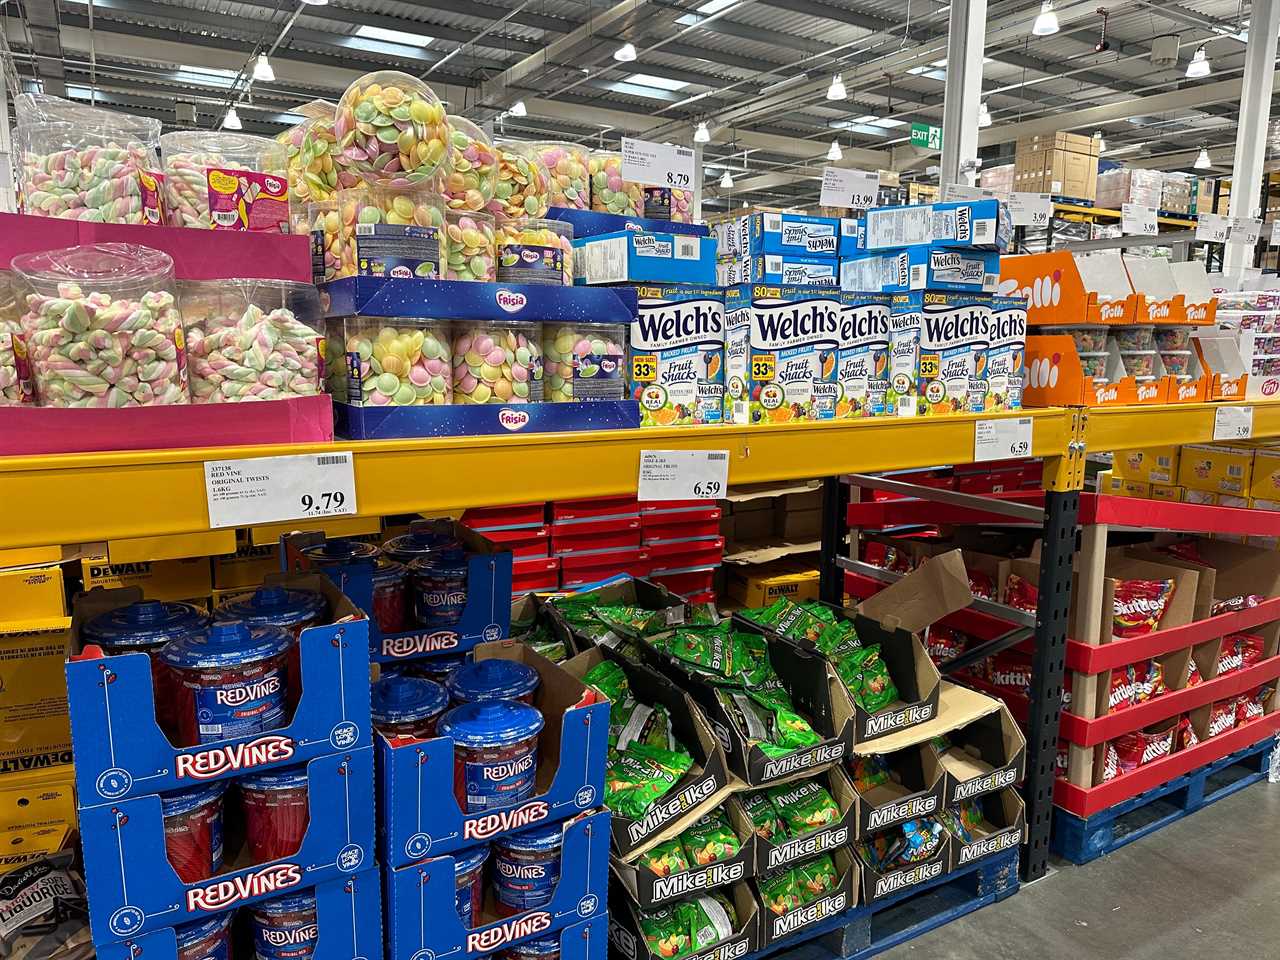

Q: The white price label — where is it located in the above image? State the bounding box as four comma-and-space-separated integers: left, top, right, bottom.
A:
1122, 203, 1158, 236
1008, 193, 1052, 227
204, 452, 358, 528
621, 138, 696, 189
942, 183, 993, 202
638, 449, 729, 501
1270, 220, 1280, 246
819, 167, 880, 209
974, 417, 1034, 462
1213, 406, 1253, 441
1231, 217, 1263, 245
1196, 212, 1231, 243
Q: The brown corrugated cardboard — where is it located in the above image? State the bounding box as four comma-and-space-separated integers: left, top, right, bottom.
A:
0, 621, 72, 775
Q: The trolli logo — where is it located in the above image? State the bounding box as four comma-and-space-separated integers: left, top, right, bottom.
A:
187, 863, 302, 911
866, 795, 938, 831
627, 775, 717, 842
383, 631, 459, 657
495, 290, 528, 313
952, 768, 1017, 801
175, 735, 296, 780
215, 675, 281, 707
498, 409, 531, 431
467, 912, 553, 952
1187, 303, 1207, 321
1100, 302, 1125, 321
874, 861, 943, 898
463, 801, 549, 840
652, 861, 745, 899
958, 831, 1020, 864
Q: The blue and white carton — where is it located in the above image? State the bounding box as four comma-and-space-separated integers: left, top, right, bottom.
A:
839, 216, 865, 257
841, 248, 1000, 294
865, 199, 1010, 252
986, 295, 1028, 412
748, 253, 839, 287
573, 231, 716, 285
630, 284, 725, 427
837, 292, 892, 418
747, 212, 840, 256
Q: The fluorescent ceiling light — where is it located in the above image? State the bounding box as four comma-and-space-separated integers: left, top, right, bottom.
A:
851, 115, 877, 124
826, 73, 846, 101
509, 100, 527, 117
694, 121, 710, 142
252, 53, 274, 82
1032, 0, 1059, 36
675, 0, 738, 26
1195, 147, 1212, 169
614, 42, 638, 62
928, 57, 994, 67
826, 140, 842, 161
299, 0, 328, 5
871, 117, 906, 128
356, 25, 434, 46
223, 106, 242, 130
1186, 46, 1211, 79
906, 66, 947, 81
624, 73, 688, 91
720, 170, 734, 188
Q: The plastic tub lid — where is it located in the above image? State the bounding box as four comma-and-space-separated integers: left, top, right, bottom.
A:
175, 912, 232, 948
383, 528, 458, 562
161, 780, 228, 818
11, 243, 176, 291
159, 621, 292, 670
252, 890, 318, 916
402, 651, 469, 679
496, 819, 564, 853
1078, 351, 1110, 357
238, 763, 311, 792
436, 699, 545, 748
1160, 350, 1193, 356
447, 659, 539, 703
215, 586, 326, 629
507, 937, 562, 957
372, 557, 408, 587
300, 539, 381, 564
1119, 349, 1158, 355
453, 844, 489, 876
83, 599, 208, 650
410, 546, 468, 574
371, 674, 448, 724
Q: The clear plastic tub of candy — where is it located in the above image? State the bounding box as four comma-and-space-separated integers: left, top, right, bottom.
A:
589, 150, 644, 216
410, 545, 469, 627
162, 781, 227, 882
12, 242, 189, 407
1154, 325, 1194, 352
159, 131, 288, 230
276, 100, 358, 209
1112, 325, 1156, 351
642, 186, 693, 223
383, 523, 459, 564
436, 699, 545, 813
445, 211, 497, 282
452, 320, 543, 403
371, 674, 449, 739
336, 71, 450, 187
180, 279, 325, 402
371, 557, 410, 633
0, 272, 31, 405
1121, 350, 1158, 378
175, 913, 232, 960
392, 650, 470, 684
1160, 351, 1194, 377
496, 218, 573, 286
490, 143, 551, 220
239, 764, 310, 862
251, 890, 318, 960
452, 845, 489, 927
525, 141, 590, 210
335, 186, 446, 280
493, 821, 562, 915
543, 323, 626, 401
14, 93, 162, 224
1041, 325, 1109, 353
329, 317, 452, 405
1079, 352, 1109, 378
442, 116, 498, 212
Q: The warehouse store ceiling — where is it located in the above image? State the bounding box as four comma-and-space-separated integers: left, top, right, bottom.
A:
0, 0, 1265, 208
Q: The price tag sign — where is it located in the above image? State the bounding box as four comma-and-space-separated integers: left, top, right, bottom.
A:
621, 138, 696, 189
1231, 217, 1263, 245
974, 417, 1033, 462
1270, 220, 1280, 246
1122, 203, 1158, 236
942, 183, 991, 202
1213, 406, 1254, 442
819, 167, 880, 209
1196, 212, 1230, 243
204, 452, 358, 528
1008, 192, 1052, 227
638, 449, 729, 501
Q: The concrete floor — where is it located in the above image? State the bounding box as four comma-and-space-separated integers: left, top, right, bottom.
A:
881, 781, 1280, 959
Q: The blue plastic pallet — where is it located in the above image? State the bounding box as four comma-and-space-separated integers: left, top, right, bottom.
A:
752, 849, 1020, 960
1051, 737, 1276, 866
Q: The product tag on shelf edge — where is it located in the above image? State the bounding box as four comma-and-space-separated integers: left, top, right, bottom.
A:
1008, 193, 1052, 227
1213, 406, 1253, 442
1196, 213, 1230, 244
1121, 204, 1158, 236
820, 167, 879, 209
1230, 217, 1263, 245
1270, 221, 1280, 247
974, 417, 1033, 462
204, 452, 358, 528
621, 138, 696, 190
638, 449, 730, 501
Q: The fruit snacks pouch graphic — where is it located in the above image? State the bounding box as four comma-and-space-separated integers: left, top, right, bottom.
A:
837, 294, 891, 419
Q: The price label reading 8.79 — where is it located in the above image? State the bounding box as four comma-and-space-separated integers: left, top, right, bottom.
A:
204, 452, 358, 528
621, 137, 696, 189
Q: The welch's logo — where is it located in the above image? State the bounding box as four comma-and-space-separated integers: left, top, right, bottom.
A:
841, 304, 891, 347
634, 301, 724, 350
922, 308, 988, 346
990, 310, 1027, 346
754, 301, 840, 350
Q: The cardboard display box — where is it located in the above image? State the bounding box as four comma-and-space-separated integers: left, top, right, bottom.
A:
854, 830, 950, 904
1112, 446, 1181, 486
753, 847, 857, 948
0, 620, 72, 774
609, 880, 758, 960
931, 689, 1027, 804
81, 552, 212, 602
947, 788, 1026, 870
546, 577, 686, 656
851, 744, 946, 836
726, 561, 820, 608
751, 765, 858, 874
0, 564, 67, 624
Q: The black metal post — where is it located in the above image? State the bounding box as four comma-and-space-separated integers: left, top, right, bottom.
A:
818, 476, 850, 605
1021, 488, 1080, 882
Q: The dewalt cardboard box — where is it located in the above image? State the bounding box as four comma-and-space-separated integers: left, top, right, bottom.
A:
0, 622, 72, 775
81, 551, 212, 601
1177, 444, 1254, 495
1112, 445, 1180, 485
727, 560, 820, 607
212, 539, 281, 589
0, 564, 67, 624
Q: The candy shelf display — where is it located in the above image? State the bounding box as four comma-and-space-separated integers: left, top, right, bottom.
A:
159, 130, 289, 231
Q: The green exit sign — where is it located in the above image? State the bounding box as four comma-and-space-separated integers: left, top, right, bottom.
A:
911, 122, 942, 151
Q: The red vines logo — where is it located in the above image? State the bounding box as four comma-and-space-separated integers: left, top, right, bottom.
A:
261, 925, 318, 946
466, 911, 552, 952
175, 735, 295, 780
463, 801, 549, 840
496, 290, 528, 313
497, 862, 545, 879
216, 676, 281, 707
186, 863, 301, 911
383, 632, 458, 657
483, 754, 534, 782
499, 409, 531, 431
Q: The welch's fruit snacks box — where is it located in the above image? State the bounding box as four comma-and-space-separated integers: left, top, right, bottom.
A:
746, 212, 840, 257
631, 284, 725, 427
838, 292, 892, 418
892, 291, 991, 416
986, 295, 1028, 412
724, 284, 841, 425
885, 300, 921, 417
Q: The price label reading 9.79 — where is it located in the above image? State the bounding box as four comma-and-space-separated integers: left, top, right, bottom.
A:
204, 452, 358, 528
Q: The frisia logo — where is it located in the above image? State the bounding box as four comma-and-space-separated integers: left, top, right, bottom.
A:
175, 734, 295, 780
187, 863, 301, 911
389, 266, 413, 279
464, 801, 549, 840
483, 753, 535, 782
216, 675, 281, 707
495, 290, 528, 313
265, 176, 284, 194
467, 911, 552, 952
498, 409, 531, 431
634, 301, 723, 350
383, 631, 458, 657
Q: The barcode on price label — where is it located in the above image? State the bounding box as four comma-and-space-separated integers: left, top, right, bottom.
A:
638, 449, 730, 501
204, 451, 358, 528
974, 418, 1034, 462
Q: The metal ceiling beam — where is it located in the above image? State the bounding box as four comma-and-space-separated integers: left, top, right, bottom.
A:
23, 0, 66, 97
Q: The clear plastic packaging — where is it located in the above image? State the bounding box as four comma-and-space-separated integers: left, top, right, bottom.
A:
1162, 351, 1194, 377
1113, 325, 1156, 351
239, 765, 310, 862
643, 186, 693, 223
525, 141, 589, 210
1042, 325, 1109, 353
335, 71, 450, 187
330, 317, 452, 405
451, 320, 543, 404
335, 186, 446, 280
160, 131, 288, 229
490, 142, 551, 220
12, 243, 189, 407
14, 93, 162, 224
305, 200, 342, 283
543, 323, 626, 402
1121, 350, 1157, 378
445, 211, 497, 282
276, 100, 359, 209
180, 279, 324, 402
496, 218, 573, 286
441, 116, 498, 212
1079, 352, 1109, 378
589, 150, 644, 216
1154, 325, 1194, 351
0, 272, 31, 405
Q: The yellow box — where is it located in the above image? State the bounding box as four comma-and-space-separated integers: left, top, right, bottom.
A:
213, 540, 281, 589
0, 546, 63, 568
1150, 484, 1182, 502
1182, 489, 1219, 505
0, 825, 71, 871
727, 562, 819, 607
107, 529, 237, 564
212, 586, 257, 608
0, 565, 66, 623
82, 552, 212, 601
248, 515, 382, 547
0, 622, 72, 775
1176, 444, 1254, 495
1099, 472, 1150, 498
1249, 498, 1280, 549
1113, 446, 1180, 485
1249, 448, 1280, 500
0, 766, 76, 835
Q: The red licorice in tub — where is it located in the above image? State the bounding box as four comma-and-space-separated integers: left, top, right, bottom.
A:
175, 914, 232, 960
239, 764, 310, 862
162, 782, 226, 883
251, 890, 318, 960
372, 559, 409, 634
436, 699, 545, 813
